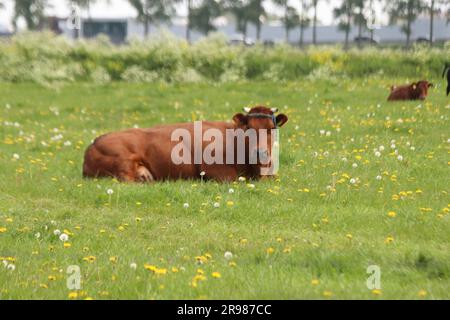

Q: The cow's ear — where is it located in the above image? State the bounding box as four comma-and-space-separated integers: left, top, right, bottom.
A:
276, 114, 288, 127
428, 83, 434, 88
233, 113, 248, 127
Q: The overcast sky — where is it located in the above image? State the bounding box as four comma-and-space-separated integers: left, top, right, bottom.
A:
0, 0, 391, 31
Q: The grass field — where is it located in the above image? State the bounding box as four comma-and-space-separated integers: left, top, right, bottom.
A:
0, 78, 449, 300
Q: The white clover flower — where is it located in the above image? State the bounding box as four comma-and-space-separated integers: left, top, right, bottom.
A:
247, 184, 256, 189
375, 151, 381, 157
238, 177, 246, 182
183, 203, 190, 209
53, 229, 61, 236
214, 202, 220, 208
326, 131, 331, 137
342, 157, 348, 162
350, 178, 357, 185
352, 163, 358, 168
35, 232, 41, 239
59, 233, 69, 242
397, 155, 404, 161
320, 130, 326, 136
130, 263, 137, 270
391, 144, 396, 149
224, 252, 233, 260
379, 146, 385, 151
106, 189, 114, 195
376, 175, 382, 181
12, 153, 20, 160
410, 146, 415, 151
64, 141, 72, 147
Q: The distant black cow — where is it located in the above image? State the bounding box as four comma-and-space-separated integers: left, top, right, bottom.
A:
443, 63, 450, 96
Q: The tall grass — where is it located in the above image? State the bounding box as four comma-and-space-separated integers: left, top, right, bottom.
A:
0, 31, 448, 85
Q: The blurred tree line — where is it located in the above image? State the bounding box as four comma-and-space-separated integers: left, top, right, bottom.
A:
5, 0, 450, 47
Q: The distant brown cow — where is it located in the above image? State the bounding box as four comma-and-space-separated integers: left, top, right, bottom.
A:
83, 106, 288, 183
387, 80, 433, 101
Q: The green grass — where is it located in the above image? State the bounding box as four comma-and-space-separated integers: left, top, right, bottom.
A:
0, 79, 449, 300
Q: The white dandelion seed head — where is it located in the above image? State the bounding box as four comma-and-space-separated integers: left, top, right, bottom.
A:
35, 232, 41, 239
59, 233, 69, 242
350, 178, 356, 185
352, 163, 358, 168
375, 151, 381, 158
7, 264, 15, 271
228, 188, 235, 194
376, 175, 382, 181
397, 155, 404, 161
214, 202, 220, 208
379, 146, 385, 151
130, 263, 137, 270
247, 184, 256, 189
53, 229, 61, 236
12, 153, 20, 160
238, 177, 246, 182
106, 189, 114, 195
200, 171, 206, 177
183, 203, 190, 209
224, 251, 233, 260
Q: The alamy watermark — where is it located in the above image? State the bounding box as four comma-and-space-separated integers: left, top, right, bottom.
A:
170, 121, 280, 176
366, 265, 381, 290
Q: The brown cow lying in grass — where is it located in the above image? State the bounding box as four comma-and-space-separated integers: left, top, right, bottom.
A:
387, 80, 433, 101
83, 106, 288, 183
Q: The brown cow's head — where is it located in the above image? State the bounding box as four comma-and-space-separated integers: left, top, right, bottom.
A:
412, 80, 433, 100
233, 106, 288, 175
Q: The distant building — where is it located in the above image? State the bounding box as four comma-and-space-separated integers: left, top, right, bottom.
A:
82, 19, 128, 44
55, 15, 450, 45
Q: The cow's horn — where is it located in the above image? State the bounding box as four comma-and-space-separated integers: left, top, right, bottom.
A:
271, 108, 279, 113
243, 107, 251, 113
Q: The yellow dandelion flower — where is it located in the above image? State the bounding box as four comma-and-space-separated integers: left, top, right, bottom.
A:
266, 247, 275, 255
418, 290, 427, 298
229, 261, 237, 267
372, 289, 382, 296
83, 256, 96, 263
212, 272, 221, 279
109, 256, 118, 264
311, 279, 320, 286
384, 236, 394, 244
0, 227, 7, 233
63, 243, 72, 248
346, 233, 353, 240
68, 292, 78, 300
323, 291, 333, 297
388, 211, 396, 218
